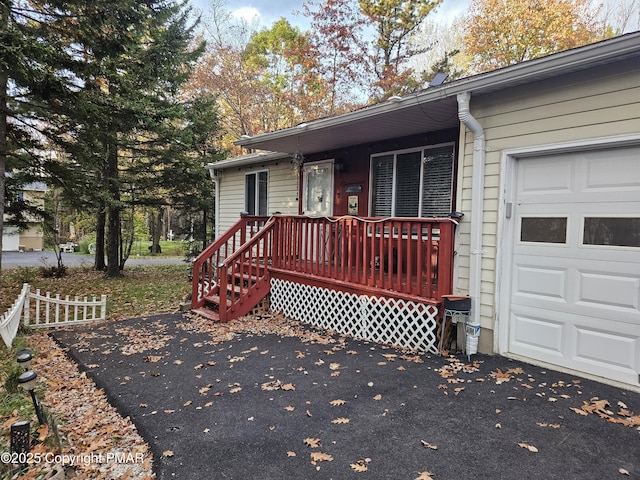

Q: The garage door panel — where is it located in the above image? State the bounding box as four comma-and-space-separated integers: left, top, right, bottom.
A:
578, 271, 640, 311
585, 148, 640, 191
518, 158, 574, 195
575, 326, 637, 370
510, 311, 564, 356
513, 265, 568, 301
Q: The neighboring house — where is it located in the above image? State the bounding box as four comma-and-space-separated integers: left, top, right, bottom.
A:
196, 32, 640, 388
2, 181, 48, 252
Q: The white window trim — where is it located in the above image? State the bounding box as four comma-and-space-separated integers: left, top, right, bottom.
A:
368, 142, 455, 217
302, 160, 335, 216
245, 169, 269, 216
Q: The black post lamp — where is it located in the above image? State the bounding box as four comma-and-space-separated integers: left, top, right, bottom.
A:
18, 371, 47, 425
17, 349, 32, 371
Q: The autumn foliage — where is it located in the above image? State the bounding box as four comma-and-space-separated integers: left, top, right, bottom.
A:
462, 0, 611, 73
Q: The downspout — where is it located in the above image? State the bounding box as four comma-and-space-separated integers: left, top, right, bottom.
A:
457, 92, 485, 330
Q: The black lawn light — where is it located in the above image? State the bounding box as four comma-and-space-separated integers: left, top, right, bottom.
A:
18, 370, 47, 426
10, 419, 31, 471
16, 349, 33, 371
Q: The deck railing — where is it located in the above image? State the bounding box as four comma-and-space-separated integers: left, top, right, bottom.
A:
191, 215, 456, 319
271, 216, 455, 302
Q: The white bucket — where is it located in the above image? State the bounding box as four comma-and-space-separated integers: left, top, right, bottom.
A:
465, 323, 480, 356
466, 334, 479, 355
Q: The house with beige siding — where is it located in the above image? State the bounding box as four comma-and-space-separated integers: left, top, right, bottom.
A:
2, 181, 47, 252
197, 32, 640, 389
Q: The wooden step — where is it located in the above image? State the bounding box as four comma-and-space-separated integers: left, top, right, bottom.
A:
203, 294, 232, 308
191, 307, 220, 322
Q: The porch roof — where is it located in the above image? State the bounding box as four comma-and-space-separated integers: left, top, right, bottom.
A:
234, 32, 640, 157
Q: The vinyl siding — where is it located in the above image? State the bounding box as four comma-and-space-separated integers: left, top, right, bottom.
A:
456, 62, 640, 340
217, 160, 299, 234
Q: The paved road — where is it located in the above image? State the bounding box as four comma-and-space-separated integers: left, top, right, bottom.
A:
1, 250, 185, 269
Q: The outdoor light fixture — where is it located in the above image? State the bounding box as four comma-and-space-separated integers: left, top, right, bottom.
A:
449, 211, 464, 220
18, 371, 47, 425
292, 152, 304, 167
17, 349, 32, 371
10, 420, 31, 472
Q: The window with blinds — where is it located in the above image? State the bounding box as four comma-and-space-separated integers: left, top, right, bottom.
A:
245, 170, 268, 216
370, 144, 454, 218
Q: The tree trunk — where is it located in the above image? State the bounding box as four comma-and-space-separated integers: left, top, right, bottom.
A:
95, 204, 106, 270
105, 144, 121, 277
149, 208, 163, 254
0, 68, 7, 273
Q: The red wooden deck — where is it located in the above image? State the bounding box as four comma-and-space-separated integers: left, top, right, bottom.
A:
191, 215, 457, 322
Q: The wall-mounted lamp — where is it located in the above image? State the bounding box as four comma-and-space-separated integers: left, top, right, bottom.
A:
334, 161, 345, 172
449, 211, 464, 220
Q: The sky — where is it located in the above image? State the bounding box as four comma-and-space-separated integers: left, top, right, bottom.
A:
191, 0, 472, 29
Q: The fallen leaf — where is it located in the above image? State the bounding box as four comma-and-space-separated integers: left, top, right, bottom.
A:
284, 405, 295, 411
619, 468, 630, 475
163, 450, 174, 457
332, 417, 350, 424
330, 399, 346, 406
304, 438, 321, 448
518, 442, 538, 453
144, 355, 162, 363
351, 460, 368, 472
287, 451, 297, 457
373, 394, 382, 401
310, 452, 333, 462
421, 440, 438, 450
570, 407, 589, 416
37, 425, 49, 442
415, 471, 434, 480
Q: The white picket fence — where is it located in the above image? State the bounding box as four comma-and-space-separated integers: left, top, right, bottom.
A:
1, 283, 107, 347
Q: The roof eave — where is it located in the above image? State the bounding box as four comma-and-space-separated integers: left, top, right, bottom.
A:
235, 33, 640, 151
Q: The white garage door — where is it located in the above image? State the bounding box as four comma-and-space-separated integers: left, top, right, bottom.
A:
509, 146, 640, 386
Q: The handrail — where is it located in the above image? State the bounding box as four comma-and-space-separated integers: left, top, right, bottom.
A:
217, 220, 276, 322
191, 216, 269, 309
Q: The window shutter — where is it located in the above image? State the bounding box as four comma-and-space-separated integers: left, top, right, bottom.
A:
421, 146, 454, 217
371, 155, 394, 217
395, 151, 421, 217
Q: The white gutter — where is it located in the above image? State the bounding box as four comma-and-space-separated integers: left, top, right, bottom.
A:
457, 92, 485, 329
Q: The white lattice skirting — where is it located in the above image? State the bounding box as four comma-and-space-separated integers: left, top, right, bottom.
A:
270, 278, 439, 354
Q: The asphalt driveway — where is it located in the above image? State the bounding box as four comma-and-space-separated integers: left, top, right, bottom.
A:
52, 313, 640, 480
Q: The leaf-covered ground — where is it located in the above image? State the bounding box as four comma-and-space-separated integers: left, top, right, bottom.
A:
50, 312, 640, 480
0, 265, 191, 319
